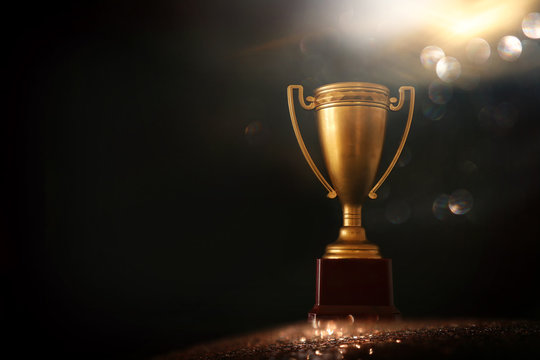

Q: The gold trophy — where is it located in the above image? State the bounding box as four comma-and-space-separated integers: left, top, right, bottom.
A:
287, 82, 415, 320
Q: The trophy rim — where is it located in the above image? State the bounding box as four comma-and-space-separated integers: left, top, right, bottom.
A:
314, 82, 390, 95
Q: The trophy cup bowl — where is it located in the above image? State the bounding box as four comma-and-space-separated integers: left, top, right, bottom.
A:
287, 82, 415, 321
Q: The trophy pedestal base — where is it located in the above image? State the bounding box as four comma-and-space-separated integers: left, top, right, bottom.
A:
308, 258, 400, 322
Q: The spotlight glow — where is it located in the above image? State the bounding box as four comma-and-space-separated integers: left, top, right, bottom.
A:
337, 0, 537, 41
242, 0, 538, 84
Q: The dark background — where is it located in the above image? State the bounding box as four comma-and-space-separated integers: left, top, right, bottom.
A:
3, 1, 540, 359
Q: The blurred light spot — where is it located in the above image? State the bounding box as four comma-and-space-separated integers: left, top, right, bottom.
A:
432, 194, 451, 220
379, 186, 391, 201
428, 80, 453, 104
326, 320, 337, 336
244, 121, 262, 144
244, 121, 261, 136
385, 201, 411, 224
420, 46, 445, 70
494, 102, 518, 128
423, 102, 446, 121
397, 147, 412, 167
449, 189, 474, 215
522, 12, 540, 39
466, 38, 491, 64
478, 105, 495, 129
459, 160, 478, 174
497, 36, 522, 61
436, 56, 461, 82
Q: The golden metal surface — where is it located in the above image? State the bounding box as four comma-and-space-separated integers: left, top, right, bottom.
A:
287, 82, 415, 259
287, 85, 337, 199
369, 86, 415, 199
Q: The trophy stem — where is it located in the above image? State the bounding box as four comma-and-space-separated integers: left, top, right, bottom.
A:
343, 204, 363, 227
323, 204, 382, 259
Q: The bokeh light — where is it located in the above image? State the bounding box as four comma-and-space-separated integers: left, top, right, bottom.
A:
428, 80, 453, 104
494, 102, 518, 128
244, 121, 263, 144
466, 38, 491, 64
423, 102, 446, 121
432, 194, 450, 220
379, 186, 391, 201
522, 12, 540, 39
397, 147, 412, 168
497, 36, 522, 61
459, 160, 478, 174
448, 189, 474, 215
420, 46, 445, 70
436, 56, 462, 82
385, 201, 411, 224
478, 105, 495, 129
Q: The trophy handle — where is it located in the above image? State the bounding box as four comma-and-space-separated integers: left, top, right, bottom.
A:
287, 85, 337, 199
368, 86, 415, 200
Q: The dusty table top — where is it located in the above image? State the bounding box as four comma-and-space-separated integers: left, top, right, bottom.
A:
156, 319, 540, 360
